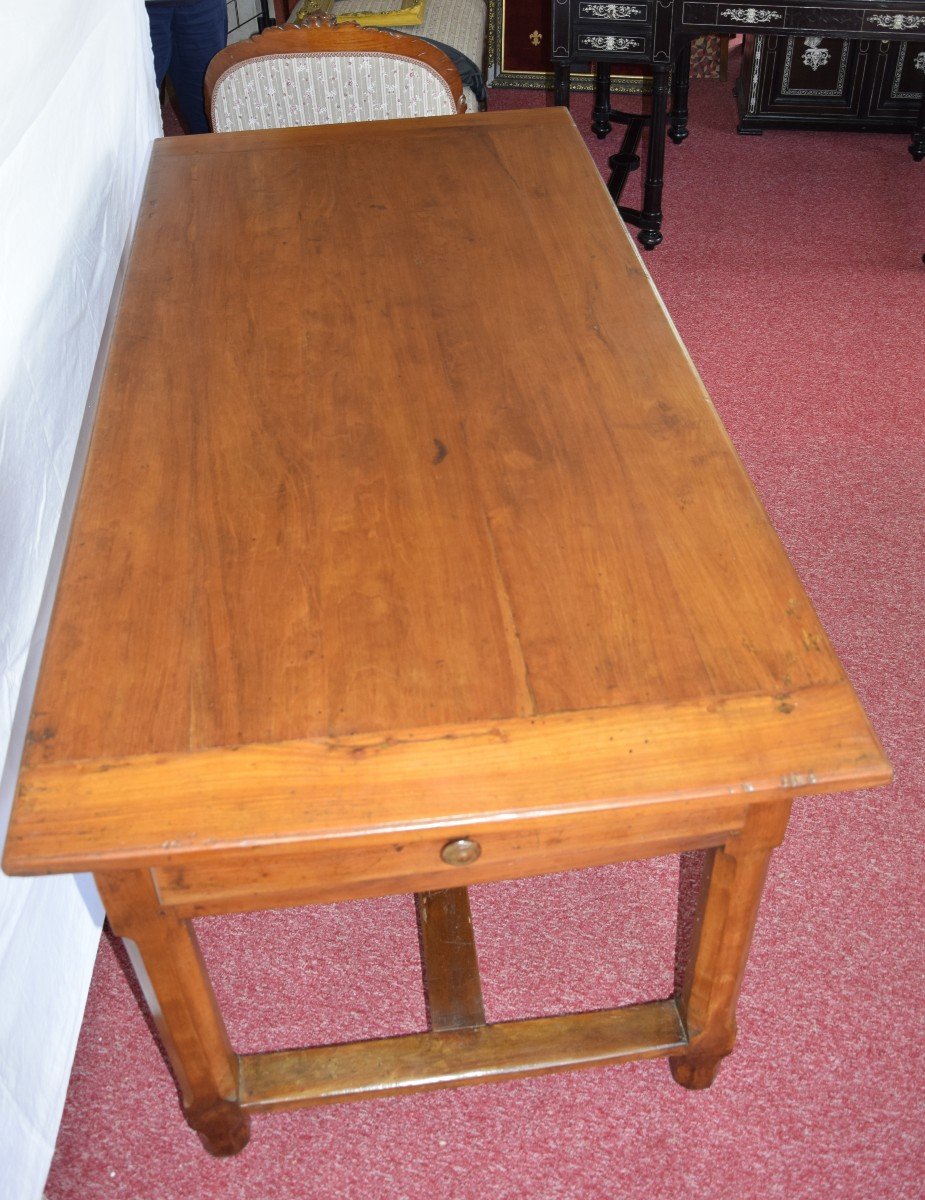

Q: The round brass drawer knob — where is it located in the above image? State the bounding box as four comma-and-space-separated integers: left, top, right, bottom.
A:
441, 837, 482, 866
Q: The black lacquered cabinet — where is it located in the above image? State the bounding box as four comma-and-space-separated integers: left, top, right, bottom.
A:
736, 33, 925, 132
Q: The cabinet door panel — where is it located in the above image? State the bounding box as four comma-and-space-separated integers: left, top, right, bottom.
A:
867, 37, 925, 117
737, 32, 923, 129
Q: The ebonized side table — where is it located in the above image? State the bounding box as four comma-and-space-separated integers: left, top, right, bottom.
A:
551, 0, 925, 248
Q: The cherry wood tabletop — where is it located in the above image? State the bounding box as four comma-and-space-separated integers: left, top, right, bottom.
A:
4, 108, 889, 880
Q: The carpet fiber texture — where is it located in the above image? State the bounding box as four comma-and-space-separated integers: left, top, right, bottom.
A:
44, 64, 924, 1200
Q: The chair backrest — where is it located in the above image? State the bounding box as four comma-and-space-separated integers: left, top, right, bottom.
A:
205, 20, 465, 132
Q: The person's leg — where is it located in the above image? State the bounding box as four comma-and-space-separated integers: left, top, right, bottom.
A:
169, 0, 228, 134
145, 2, 175, 91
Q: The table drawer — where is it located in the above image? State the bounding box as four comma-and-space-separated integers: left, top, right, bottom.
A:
153, 799, 747, 918
574, 30, 650, 54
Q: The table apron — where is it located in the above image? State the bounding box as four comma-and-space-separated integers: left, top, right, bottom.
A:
152, 799, 749, 918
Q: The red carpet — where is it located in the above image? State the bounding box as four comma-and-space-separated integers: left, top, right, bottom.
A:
45, 67, 924, 1199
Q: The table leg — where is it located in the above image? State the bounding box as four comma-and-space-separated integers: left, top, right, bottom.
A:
910, 89, 925, 162
554, 63, 572, 107
593, 63, 613, 138
669, 800, 791, 1088
95, 870, 250, 1156
415, 888, 486, 1031
638, 64, 670, 250
669, 39, 691, 145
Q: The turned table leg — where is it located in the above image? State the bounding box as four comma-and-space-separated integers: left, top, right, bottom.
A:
554, 62, 572, 108
670, 800, 791, 1088
95, 869, 251, 1156
637, 63, 670, 250
593, 62, 613, 138
669, 38, 692, 145
909, 89, 925, 161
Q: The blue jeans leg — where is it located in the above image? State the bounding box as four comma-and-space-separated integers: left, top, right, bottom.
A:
146, 4, 174, 90
147, 0, 228, 134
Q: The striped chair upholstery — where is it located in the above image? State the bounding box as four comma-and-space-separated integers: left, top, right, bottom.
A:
294, 0, 487, 111
206, 22, 466, 133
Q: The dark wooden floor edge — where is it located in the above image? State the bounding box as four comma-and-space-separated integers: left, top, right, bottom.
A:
238, 998, 687, 1113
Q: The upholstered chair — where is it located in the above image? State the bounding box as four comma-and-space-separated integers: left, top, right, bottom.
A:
288, 0, 487, 109
205, 20, 469, 133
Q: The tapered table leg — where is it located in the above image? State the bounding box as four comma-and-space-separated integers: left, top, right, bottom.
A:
96, 870, 251, 1156
416, 888, 486, 1031
670, 800, 792, 1088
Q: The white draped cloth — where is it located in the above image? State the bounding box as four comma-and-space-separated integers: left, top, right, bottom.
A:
0, 4, 161, 1196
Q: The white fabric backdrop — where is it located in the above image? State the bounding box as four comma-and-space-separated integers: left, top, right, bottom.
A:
0, 4, 161, 1196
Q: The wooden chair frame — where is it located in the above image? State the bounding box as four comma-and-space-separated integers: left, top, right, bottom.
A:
205, 19, 466, 129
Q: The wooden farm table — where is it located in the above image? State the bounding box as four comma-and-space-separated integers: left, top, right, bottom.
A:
3, 109, 890, 1157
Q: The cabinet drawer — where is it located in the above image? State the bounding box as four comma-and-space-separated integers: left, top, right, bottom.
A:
682, 3, 785, 30
787, 7, 864, 33
576, 1, 651, 22
575, 30, 650, 54
861, 9, 925, 33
